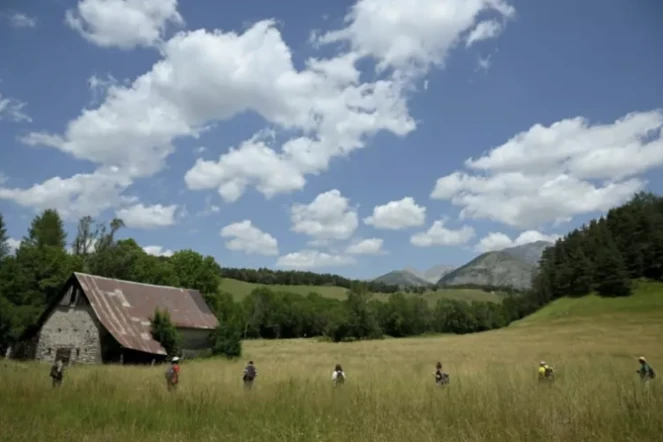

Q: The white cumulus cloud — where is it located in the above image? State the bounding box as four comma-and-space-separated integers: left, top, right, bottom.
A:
290, 189, 358, 241
364, 196, 426, 230
7, 12, 37, 28
0, 168, 134, 221
318, 0, 515, 72
431, 110, 663, 229
276, 249, 356, 269
475, 230, 560, 253
465, 20, 504, 47
12, 0, 515, 217
116, 203, 179, 229
65, 0, 184, 49
143, 245, 174, 257
0, 92, 31, 123
346, 238, 385, 255
220, 220, 278, 256
7, 238, 21, 254
410, 219, 475, 247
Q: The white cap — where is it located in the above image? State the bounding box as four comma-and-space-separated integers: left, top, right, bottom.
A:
540, 361, 546, 365
172, 356, 180, 362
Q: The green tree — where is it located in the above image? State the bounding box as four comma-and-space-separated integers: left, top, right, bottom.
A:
169, 250, 220, 295
150, 308, 181, 357
24, 209, 67, 249
593, 226, 631, 297
344, 282, 382, 340
210, 319, 242, 359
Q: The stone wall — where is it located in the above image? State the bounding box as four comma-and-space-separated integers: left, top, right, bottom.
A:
35, 302, 103, 365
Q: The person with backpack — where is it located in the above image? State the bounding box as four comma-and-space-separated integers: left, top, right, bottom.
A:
331, 363, 346, 386
49, 358, 65, 388
637, 356, 655, 382
538, 361, 554, 381
243, 360, 257, 389
433, 361, 450, 386
164, 356, 181, 391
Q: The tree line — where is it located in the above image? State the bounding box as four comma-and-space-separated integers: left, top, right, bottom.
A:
220, 267, 404, 293
209, 283, 531, 343
531, 192, 663, 306
0, 209, 535, 358
1, 192, 660, 357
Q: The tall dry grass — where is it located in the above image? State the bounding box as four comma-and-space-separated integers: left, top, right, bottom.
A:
1, 319, 661, 442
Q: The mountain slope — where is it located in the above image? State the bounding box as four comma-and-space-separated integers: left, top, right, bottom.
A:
423, 265, 455, 283
373, 270, 431, 287
437, 251, 535, 290
501, 241, 553, 266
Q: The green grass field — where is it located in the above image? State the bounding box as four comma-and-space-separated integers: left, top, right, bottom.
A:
219, 277, 501, 304
513, 279, 663, 326
2, 281, 661, 442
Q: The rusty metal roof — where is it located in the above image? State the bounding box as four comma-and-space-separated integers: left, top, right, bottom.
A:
74, 272, 219, 355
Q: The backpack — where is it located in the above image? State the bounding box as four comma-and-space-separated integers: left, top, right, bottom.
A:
545, 367, 554, 377
165, 366, 175, 381
50, 364, 63, 380
244, 365, 256, 381
649, 367, 656, 379
334, 370, 345, 384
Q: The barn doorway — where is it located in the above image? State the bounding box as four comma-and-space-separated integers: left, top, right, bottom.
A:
55, 347, 73, 365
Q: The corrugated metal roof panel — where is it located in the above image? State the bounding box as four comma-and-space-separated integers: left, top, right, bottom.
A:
74, 272, 219, 355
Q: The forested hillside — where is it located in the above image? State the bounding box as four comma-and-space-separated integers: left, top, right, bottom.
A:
531, 192, 663, 304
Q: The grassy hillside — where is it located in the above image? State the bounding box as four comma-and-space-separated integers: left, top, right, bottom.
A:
2, 281, 661, 442
219, 277, 501, 304
513, 279, 663, 326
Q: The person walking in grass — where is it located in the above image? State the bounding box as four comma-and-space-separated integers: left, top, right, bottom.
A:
538, 361, 554, 381
49, 358, 65, 388
243, 360, 257, 389
164, 356, 181, 391
433, 361, 450, 386
636, 356, 656, 382
332, 364, 346, 386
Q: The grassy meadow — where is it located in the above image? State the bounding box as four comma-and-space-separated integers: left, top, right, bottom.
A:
219, 277, 502, 304
2, 282, 662, 442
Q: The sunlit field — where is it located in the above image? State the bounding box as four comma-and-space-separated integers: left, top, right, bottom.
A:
1, 282, 662, 442
220, 277, 501, 304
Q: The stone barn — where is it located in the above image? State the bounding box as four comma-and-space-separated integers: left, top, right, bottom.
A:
28, 272, 219, 365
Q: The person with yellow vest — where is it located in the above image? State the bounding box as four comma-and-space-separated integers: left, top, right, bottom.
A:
538, 361, 554, 380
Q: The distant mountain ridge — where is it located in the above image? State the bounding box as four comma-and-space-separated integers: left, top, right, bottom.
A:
438, 241, 553, 290
373, 241, 553, 290
501, 240, 553, 266
437, 251, 535, 290
373, 270, 430, 287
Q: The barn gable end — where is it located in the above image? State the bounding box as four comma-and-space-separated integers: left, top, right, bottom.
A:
35, 277, 103, 364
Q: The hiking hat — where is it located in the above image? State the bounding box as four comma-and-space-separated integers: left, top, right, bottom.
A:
638, 356, 646, 362
172, 356, 180, 362
540, 361, 546, 365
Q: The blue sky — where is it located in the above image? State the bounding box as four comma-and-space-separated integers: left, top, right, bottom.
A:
1, 0, 662, 279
